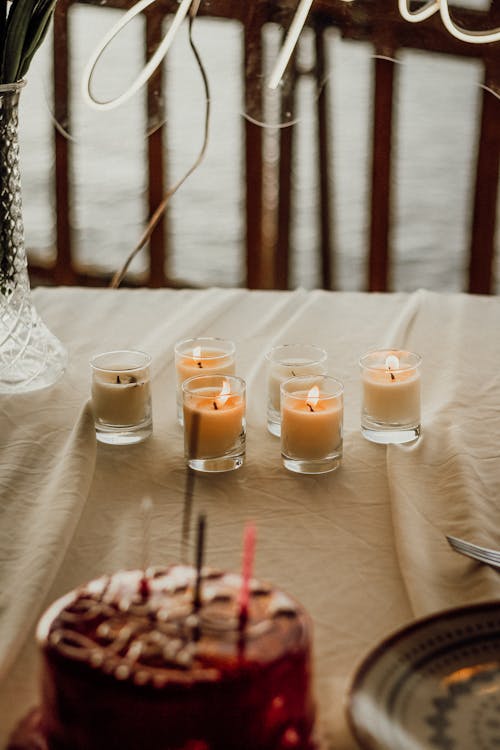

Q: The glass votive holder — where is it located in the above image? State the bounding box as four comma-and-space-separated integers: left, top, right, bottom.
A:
359, 349, 422, 444
90, 350, 153, 445
265, 343, 328, 437
280, 374, 344, 474
182, 374, 246, 473
174, 337, 236, 424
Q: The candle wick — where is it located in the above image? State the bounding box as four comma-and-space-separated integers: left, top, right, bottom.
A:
390, 372, 395, 381
116, 375, 121, 384
141, 496, 153, 582
291, 370, 296, 376
307, 402, 315, 412
197, 361, 203, 368
213, 401, 218, 410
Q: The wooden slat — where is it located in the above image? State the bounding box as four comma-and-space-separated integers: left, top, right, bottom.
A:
275, 66, 297, 290
145, 10, 167, 287
243, 17, 265, 289
468, 68, 500, 293
315, 25, 333, 289
468, 75, 500, 294
368, 54, 396, 292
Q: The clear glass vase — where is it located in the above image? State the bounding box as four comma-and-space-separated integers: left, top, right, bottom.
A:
0, 80, 67, 393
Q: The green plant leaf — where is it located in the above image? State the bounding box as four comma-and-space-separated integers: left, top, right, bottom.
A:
0, 1, 8, 72
18, 0, 56, 77
2, 0, 40, 82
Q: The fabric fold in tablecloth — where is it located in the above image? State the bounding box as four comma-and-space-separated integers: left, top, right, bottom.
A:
384, 290, 500, 618
0, 399, 96, 682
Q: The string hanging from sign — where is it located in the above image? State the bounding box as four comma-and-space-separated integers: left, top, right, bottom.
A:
101, 1, 210, 289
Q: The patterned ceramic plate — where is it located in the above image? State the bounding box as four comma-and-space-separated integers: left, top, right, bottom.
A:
347, 601, 500, 750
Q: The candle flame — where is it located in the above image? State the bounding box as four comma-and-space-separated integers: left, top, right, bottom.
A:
192, 346, 202, 361
215, 379, 231, 409
385, 354, 400, 371
306, 385, 320, 410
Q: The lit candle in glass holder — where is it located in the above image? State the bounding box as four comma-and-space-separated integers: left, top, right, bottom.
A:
280, 375, 343, 474
182, 374, 246, 473
175, 337, 236, 424
265, 344, 328, 437
360, 349, 422, 444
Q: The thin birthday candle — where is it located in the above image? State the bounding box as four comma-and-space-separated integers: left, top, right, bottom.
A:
238, 522, 257, 630
181, 411, 200, 563
139, 496, 153, 597
193, 513, 206, 612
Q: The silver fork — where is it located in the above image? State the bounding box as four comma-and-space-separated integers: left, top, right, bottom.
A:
446, 535, 500, 569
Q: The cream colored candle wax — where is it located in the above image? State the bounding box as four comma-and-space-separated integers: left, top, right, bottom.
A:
281, 385, 343, 460
362, 353, 421, 425
176, 348, 235, 386
175, 339, 236, 389
183, 383, 245, 459
91, 368, 151, 426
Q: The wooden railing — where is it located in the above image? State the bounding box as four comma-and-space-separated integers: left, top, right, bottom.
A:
28, 0, 500, 292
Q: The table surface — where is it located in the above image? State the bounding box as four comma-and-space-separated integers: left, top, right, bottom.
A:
1, 286, 499, 749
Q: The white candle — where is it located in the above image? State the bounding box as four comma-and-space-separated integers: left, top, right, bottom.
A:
361, 350, 421, 425
90, 350, 153, 445
281, 381, 343, 461
91, 366, 151, 426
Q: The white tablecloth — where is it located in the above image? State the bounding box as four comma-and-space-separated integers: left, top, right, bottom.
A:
1, 287, 499, 749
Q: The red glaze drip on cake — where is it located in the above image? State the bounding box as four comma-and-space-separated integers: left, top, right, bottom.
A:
35, 564, 316, 750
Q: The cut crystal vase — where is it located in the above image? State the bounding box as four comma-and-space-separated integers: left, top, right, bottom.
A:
0, 80, 67, 393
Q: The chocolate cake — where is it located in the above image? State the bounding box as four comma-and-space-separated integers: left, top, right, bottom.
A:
12, 564, 316, 750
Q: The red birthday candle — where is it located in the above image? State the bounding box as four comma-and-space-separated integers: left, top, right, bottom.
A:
238, 522, 256, 628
